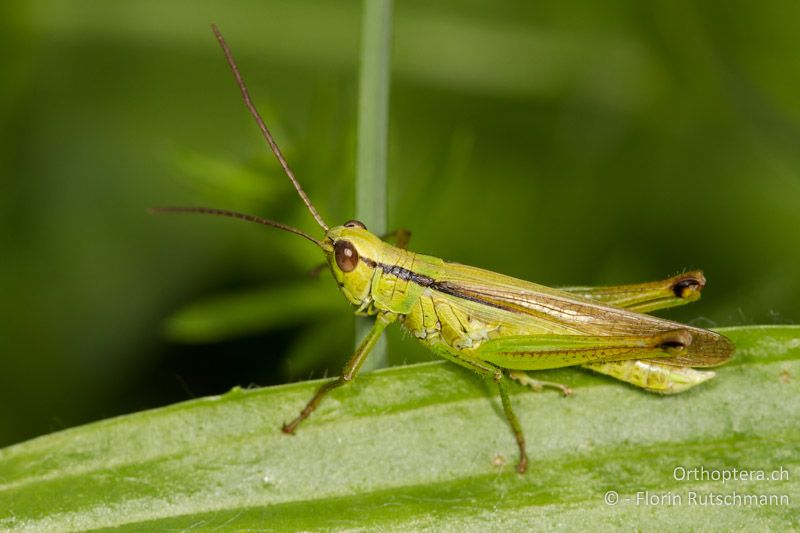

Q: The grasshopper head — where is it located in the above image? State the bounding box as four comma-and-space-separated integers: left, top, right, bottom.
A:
324, 220, 384, 308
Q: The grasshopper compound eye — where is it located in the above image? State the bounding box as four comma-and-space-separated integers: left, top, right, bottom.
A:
334, 240, 359, 272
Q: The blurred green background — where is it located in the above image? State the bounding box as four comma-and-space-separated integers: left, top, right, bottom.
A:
1, 0, 798, 449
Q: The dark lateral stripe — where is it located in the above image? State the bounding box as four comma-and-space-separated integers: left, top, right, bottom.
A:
361, 256, 435, 287
432, 281, 521, 313
361, 255, 518, 313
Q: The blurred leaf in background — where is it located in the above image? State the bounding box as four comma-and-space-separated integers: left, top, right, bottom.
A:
1, 0, 799, 451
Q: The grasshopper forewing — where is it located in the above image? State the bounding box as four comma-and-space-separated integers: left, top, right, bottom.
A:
152, 25, 734, 475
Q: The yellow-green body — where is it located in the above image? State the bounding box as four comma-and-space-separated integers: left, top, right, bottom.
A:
325, 224, 732, 387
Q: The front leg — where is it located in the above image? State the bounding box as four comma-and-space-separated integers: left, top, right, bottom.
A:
282, 312, 396, 434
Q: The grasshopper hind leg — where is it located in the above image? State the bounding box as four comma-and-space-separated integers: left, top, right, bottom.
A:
584, 360, 716, 394
561, 271, 721, 393
508, 370, 573, 396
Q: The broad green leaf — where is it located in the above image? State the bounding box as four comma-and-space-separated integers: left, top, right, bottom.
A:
1, 326, 798, 531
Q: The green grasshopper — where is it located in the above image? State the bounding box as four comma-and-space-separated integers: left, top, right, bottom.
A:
154, 26, 734, 474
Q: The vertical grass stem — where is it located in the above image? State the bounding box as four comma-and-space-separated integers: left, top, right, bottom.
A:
355, 0, 393, 370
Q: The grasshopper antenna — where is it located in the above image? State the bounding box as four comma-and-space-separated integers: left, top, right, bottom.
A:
211, 23, 329, 232
149, 206, 324, 247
